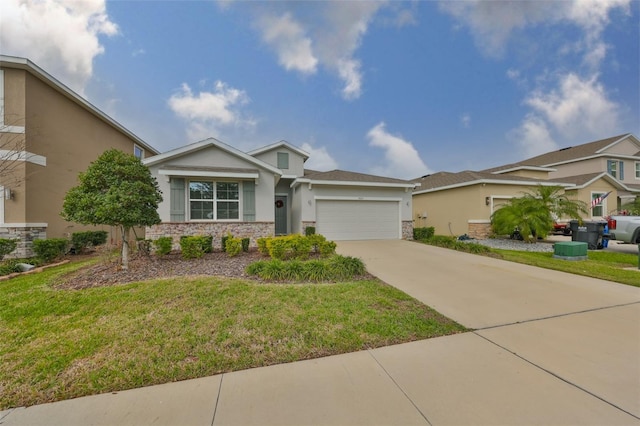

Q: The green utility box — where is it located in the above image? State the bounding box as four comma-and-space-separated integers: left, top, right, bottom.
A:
553, 241, 588, 260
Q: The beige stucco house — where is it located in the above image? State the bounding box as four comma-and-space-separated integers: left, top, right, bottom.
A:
413, 134, 640, 238
144, 138, 416, 247
0, 55, 159, 256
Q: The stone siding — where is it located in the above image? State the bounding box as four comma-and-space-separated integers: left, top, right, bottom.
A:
402, 220, 414, 240
0, 226, 48, 258
145, 222, 275, 250
468, 222, 492, 239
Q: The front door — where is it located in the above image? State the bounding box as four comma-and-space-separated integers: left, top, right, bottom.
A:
275, 195, 287, 235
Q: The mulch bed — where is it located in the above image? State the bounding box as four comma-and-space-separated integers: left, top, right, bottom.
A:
55, 250, 266, 290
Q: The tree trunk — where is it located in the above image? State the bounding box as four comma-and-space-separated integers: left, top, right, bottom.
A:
121, 226, 130, 271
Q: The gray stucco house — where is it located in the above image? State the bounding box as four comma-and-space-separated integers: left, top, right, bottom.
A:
144, 138, 416, 247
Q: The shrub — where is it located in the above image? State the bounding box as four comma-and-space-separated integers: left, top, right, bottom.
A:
221, 234, 231, 252
245, 254, 365, 282
413, 227, 435, 240
0, 239, 17, 260
257, 237, 271, 256
304, 226, 316, 236
328, 255, 365, 279
318, 240, 337, 257
422, 235, 492, 255
71, 231, 108, 253
241, 237, 250, 252
180, 235, 212, 255
267, 234, 313, 260
153, 237, 173, 255
225, 236, 243, 257
32, 238, 68, 262
180, 236, 205, 259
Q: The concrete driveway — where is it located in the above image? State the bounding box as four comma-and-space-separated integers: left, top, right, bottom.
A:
338, 240, 640, 422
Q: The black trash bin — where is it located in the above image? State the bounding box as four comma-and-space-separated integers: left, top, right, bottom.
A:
569, 220, 607, 250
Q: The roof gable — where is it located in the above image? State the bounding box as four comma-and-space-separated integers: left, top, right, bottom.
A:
248, 140, 310, 160
143, 137, 283, 175
513, 134, 638, 167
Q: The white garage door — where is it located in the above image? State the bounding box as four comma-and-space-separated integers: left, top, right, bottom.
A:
316, 200, 400, 241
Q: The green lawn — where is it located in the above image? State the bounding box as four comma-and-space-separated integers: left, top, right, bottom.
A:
0, 261, 465, 409
493, 249, 640, 287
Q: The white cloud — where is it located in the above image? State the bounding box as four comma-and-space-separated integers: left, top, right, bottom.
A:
256, 12, 318, 74
0, 0, 118, 94
168, 81, 254, 141
248, 2, 384, 101
367, 122, 430, 179
525, 73, 619, 139
439, 0, 630, 67
510, 114, 558, 158
300, 143, 338, 171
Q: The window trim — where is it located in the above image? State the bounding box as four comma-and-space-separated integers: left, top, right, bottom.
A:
635, 161, 640, 180
133, 144, 144, 159
187, 179, 240, 222
590, 191, 607, 218
277, 152, 289, 170
607, 159, 617, 178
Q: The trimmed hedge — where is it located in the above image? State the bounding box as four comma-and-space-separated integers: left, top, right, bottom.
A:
257, 234, 337, 260
153, 237, 173, 255
413, 227, 435, 240
33, 238, 68, 262
0, 239, 17, 260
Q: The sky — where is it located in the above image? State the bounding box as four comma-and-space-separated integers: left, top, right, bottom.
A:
1, 0, 638, 179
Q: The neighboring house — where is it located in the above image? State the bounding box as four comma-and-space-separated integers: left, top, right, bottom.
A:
0, 55, 159, 256
144, 138, 415, 247
413, 134, 640, 238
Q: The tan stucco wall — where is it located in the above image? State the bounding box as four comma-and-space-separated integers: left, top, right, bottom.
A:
412, 183, 546, 237
1, 67, 151, 240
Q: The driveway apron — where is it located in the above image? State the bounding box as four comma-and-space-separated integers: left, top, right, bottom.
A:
338, 240, 640, 422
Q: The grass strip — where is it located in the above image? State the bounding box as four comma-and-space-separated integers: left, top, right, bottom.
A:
0, 261, 465, 409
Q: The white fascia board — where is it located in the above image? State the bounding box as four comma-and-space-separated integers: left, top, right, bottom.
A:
145, 138, 283, 176
0, 55, 159, 155
293, 179, 415, 189
568, 172, 634, 191
0, 222, 48, 228
0, 150, 46, 166
143, 140, 215, 166
413, 179, 572, 196
542, 152, 640, 168
314, 196, 402, 202
491, 165, 556, 174
158, 169, 259, 179
248, 141, 310, 160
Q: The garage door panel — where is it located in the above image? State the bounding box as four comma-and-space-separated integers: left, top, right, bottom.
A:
316, 200, 399, 241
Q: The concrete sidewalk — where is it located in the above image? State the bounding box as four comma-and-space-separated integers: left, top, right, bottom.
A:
2, 240, 639, 425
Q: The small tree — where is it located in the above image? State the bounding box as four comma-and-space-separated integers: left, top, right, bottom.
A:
61, 149, 162, 270
491, 185, 588, 242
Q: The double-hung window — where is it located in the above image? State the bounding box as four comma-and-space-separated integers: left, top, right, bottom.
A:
636, 162, 640, 179
189, 181, 239, 220
607, 160, 617, 178
591, 192, 606, 217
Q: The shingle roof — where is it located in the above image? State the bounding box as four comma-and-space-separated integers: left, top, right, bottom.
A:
413, 170, 548, 191
550, 172, 603, 186
484, 134, 631, 173
304, 169, 412, 184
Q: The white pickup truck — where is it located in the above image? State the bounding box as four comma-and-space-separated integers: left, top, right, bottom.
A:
607, 216, 640, 244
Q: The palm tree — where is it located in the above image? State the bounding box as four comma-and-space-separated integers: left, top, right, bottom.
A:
491, 185, 588, 242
